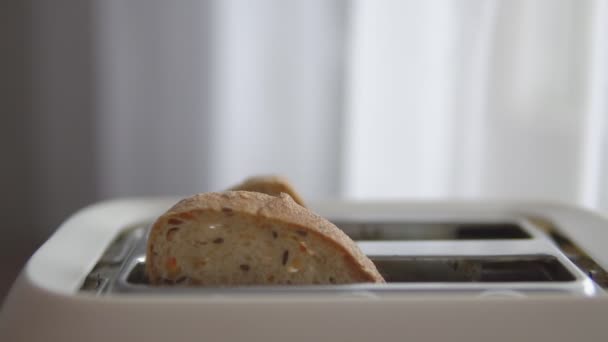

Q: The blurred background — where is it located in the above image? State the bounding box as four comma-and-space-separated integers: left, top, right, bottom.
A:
1, 0, 607, 299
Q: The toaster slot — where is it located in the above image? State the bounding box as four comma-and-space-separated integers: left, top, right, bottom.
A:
529, 217, 608, 289
81, 273, 109, 292
334, 222, 531, 241
126, 258, 148, 285
82, 217, 603, 296
100, 225, 145, 264
371, 255, 576, 283
80, 225, 146, 295
119, 255, 575, 289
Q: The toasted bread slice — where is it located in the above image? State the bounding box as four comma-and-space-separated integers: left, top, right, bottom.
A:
229, 175, 306, 207
146, 191, 384, 286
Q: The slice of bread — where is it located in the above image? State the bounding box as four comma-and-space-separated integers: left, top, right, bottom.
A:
146, 191, 384, 286
228, 175, 307, 207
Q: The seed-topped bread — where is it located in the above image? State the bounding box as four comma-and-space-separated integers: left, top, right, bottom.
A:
229, 175, 307, 207
146, 191, 384, 286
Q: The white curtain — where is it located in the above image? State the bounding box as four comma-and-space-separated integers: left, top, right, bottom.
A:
26, 0, 608, 216
345, 0, 608, 208
96, 0, 608, 209
96, 0, 348, 200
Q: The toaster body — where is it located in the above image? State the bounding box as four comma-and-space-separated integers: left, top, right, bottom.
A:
1, 198, 607, 341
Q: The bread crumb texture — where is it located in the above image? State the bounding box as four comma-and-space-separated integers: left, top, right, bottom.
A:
146, 191, 384, 286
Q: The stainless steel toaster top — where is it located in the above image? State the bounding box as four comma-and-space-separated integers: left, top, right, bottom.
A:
81, 206, 607, 297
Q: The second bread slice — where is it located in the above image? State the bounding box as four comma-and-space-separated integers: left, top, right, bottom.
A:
229, 175, 307, 207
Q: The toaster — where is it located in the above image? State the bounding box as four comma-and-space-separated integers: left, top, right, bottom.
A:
1, 198, 607, 341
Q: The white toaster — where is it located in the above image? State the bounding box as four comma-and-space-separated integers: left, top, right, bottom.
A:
1, 198, 607, 341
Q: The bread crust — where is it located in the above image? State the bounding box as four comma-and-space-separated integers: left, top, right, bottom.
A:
146, 191, 384, 284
